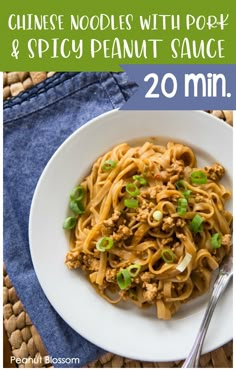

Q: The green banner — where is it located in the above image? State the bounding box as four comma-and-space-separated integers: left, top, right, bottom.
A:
1, 0, 236, 71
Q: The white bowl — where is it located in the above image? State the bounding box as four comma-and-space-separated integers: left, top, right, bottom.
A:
29, 110, 233, 362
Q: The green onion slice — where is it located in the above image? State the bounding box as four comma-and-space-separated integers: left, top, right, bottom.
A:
63, 216, 77, 230
126, 183, 140, 197
133, 175, 147, 185
176, 180, 192, 199
102, 159, 117, 171
210, 233, 222, 249
70, 199, 85, 215
161, 248, 176, 264
190, 171, 207, 184
70, 185, 84, 201
177, 198, 188, 216
153, 210, 163, 221
127, 264, 141, 277
117, 269, 131, 290
182, 190, 192, 200
124, 198, 139, 208
189, 214, 204, 233
96, 237, 114, 252
175, 180, 187, 191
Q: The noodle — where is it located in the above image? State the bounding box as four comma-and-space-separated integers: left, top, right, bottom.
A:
64, 141, 232, 320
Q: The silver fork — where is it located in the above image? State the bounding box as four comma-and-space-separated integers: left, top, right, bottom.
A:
182, 249, 233, 368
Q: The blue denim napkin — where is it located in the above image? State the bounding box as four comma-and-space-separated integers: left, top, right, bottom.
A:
3, 72, 137, 368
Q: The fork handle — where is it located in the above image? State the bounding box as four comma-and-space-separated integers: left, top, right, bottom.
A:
182, 273, 232, 368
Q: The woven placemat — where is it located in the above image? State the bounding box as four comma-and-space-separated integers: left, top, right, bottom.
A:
3, 72, 56, 100
3, 72, 233, 368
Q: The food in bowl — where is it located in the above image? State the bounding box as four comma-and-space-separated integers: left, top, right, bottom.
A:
63, 140, 232, 320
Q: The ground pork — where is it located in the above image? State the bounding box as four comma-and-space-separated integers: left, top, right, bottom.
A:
103, 209, 121, 228
176, 218, 186, 228
136, 208, 149, 222
143, 282, 158, 302
204, 163, 225, 181
162, 216, 175, 232
140, 272, 156, 283
82, 255, 99, 271
176, 232, 187, 241
65, 251, 81, 269
221, 234, 231, 247
105, 268, 117, 283
136, 200, 155, 222
148, 185, 163, 199
112, 225, 133, 241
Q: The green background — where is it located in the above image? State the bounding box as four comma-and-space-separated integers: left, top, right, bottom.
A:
1, 0, 236, 71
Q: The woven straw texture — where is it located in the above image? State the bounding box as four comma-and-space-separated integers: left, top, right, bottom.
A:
3, 71, 233, 368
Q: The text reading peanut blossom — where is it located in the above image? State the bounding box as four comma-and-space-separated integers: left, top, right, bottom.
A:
7, 12, 229, 62
10, 356, 80, 366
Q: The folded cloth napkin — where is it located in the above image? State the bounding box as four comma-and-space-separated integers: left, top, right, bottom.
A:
3, 72, 137, 368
